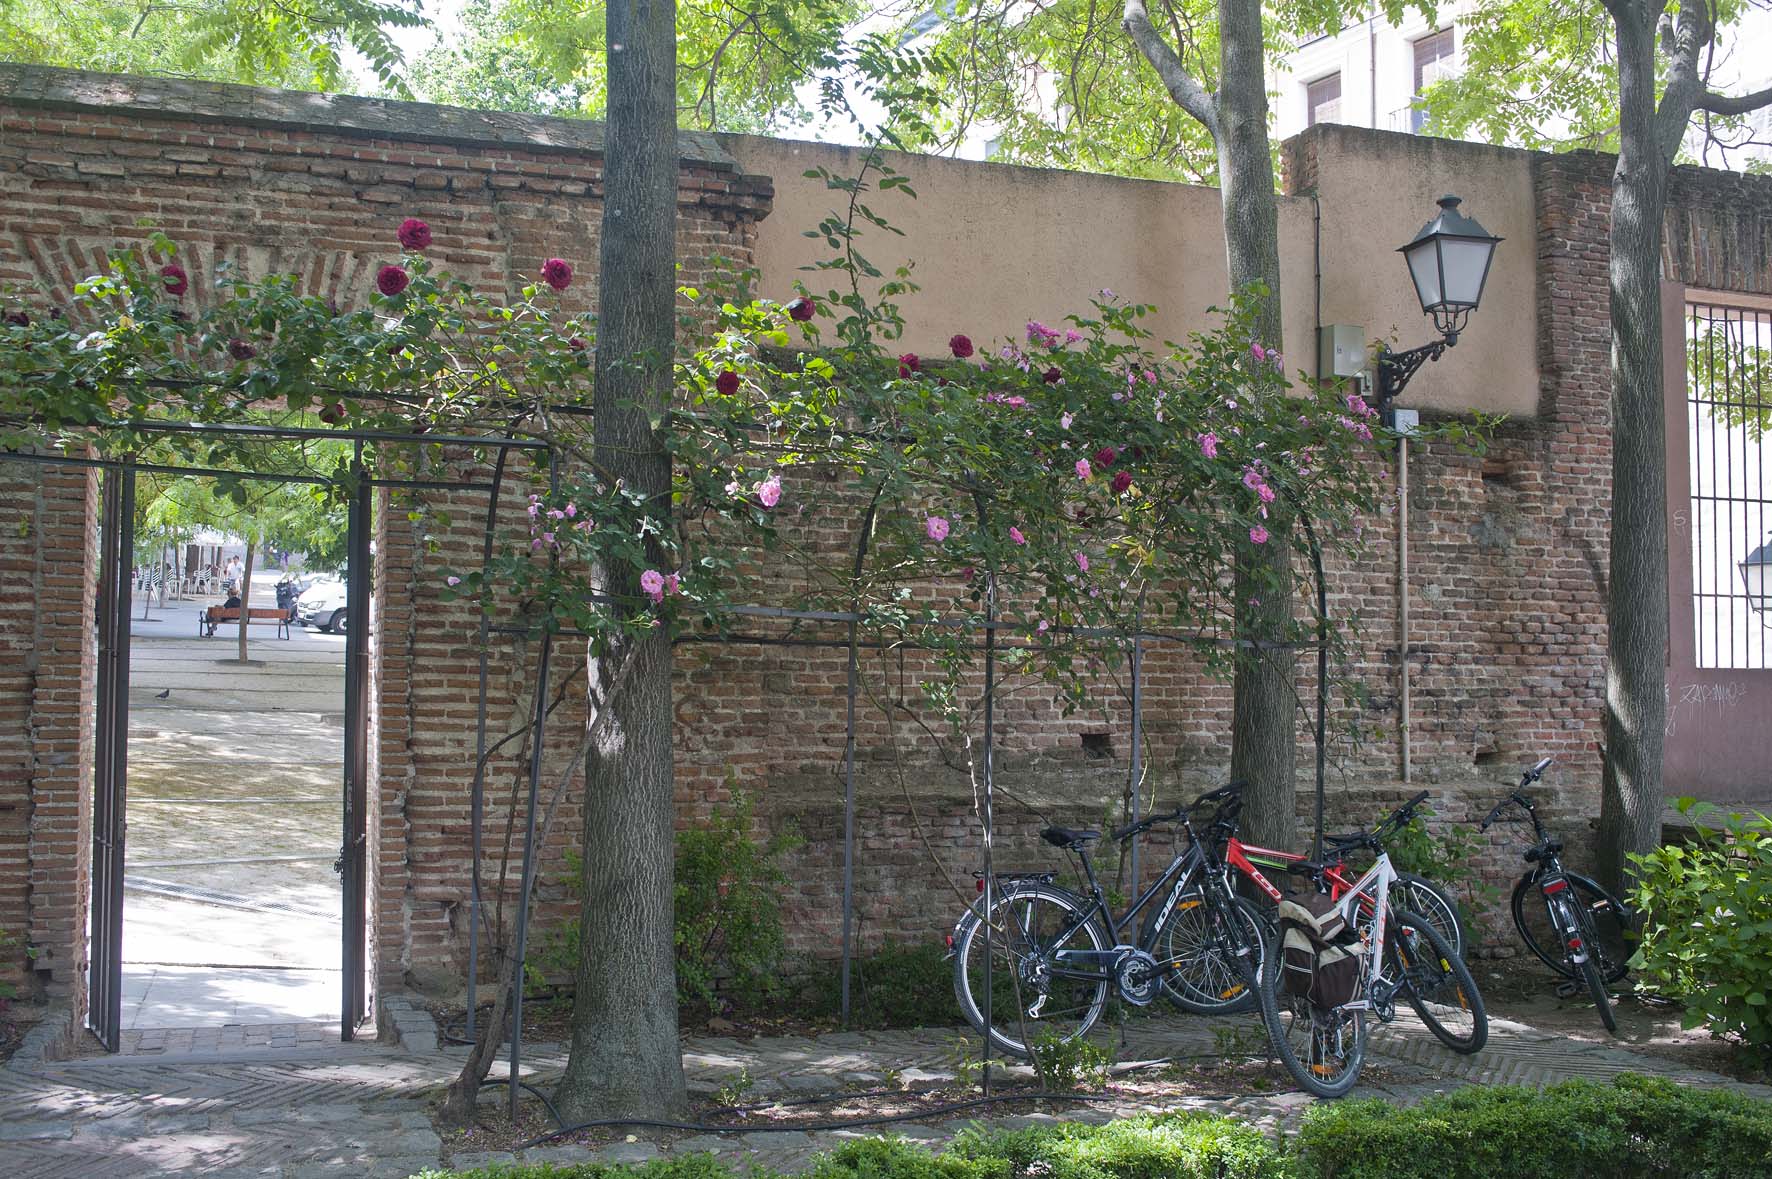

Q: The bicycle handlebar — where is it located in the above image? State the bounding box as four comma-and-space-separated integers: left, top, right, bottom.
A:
1110, 779, 1247, 842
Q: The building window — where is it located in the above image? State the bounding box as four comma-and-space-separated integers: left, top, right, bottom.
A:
1411, 29, 1455, 132
1686, 299, 1772, 670
1307, 73, 1342, 127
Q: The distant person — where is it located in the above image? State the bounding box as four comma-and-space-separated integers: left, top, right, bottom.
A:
224, 555, 243, 592
222, 590, 241, 611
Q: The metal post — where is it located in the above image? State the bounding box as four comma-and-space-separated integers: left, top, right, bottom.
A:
1297, 509, 1330, 862
972, 491, 998, 1097
840, 500, 878, 1029
1127, 630, 1144, 891
507, 451, 559, 1122
341, 454, 372, 1036
466, 450, 511, 1048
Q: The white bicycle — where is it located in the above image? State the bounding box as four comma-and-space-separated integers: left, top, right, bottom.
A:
1256, 848, 1488, 1098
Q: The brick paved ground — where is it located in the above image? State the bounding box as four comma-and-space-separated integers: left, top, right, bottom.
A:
3, 998, 1768, 1178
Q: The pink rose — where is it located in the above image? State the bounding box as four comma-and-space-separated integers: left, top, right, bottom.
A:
1074, 552, 1089, 573
1008, 526, 1026, 546
640, 569, 665, 602
1198, 432, 1218, 459
1250, 525, 1269, 545
1075, 458, 1092, 481
926, 515, 950, 542
540, 258, 573, 290
664, 572, 681, 595
757, 475, 782, 508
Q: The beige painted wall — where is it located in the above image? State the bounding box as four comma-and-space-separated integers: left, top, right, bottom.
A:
721, 128, 1538, 417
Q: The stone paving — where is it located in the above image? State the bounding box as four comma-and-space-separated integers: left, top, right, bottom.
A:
3, 997, 1769, 1178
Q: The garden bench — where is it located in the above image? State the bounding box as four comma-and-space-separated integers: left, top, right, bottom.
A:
198, 605, 292, 639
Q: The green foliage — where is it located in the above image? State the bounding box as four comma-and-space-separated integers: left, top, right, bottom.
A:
1688, 322, 1772, 441
0, 926, 17, 1006
0, 0, 427, 94
1027, 1031, 1112, 1092
531, 790, 798, 1012
1628, 799, 1772, 1062
675, 790, 801, 1013
1296, 1073, 1772, 1178
418, 1077, 1772, 1179
804, 941, 957, 1029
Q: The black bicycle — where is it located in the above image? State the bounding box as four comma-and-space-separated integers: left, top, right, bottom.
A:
948, 782, 1269, 1057
1482, 756, 1637, 1033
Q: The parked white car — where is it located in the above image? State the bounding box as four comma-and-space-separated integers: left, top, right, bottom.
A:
295, 576, 349, 634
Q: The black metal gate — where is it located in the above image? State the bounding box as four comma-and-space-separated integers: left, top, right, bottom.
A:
340, 467, 372, 1036
89, 467, 134, 1053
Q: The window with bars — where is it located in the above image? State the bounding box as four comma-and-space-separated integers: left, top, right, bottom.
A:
1411, 29, 1455, 133
1686, 299, 1772, 670
1307, 73, 1342, 127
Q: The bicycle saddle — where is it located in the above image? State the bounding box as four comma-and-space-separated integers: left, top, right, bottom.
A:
1524, 837, 1564, 863
1040, 825, 1101, 850
1324, 830, 1371, 849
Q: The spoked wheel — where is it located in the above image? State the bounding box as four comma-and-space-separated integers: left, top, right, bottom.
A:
1577, 948, 1617, 1033
1394, 872, 1467, 959
1256, 928, 1367, 1098
1512, 874, 1633, 984
951, 883, 1111, 1059
1154, 893, 1266, 1015
1387, 906, 1487, 1054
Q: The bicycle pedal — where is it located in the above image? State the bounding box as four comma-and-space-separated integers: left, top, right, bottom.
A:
1553, 980, 1582, 999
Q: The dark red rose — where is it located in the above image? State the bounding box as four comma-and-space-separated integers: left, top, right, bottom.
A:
1110, 470, 1133, 494
949, 333, 974, 359
227, 338, 256, 361
376, 265, 410, 297
159, 263, 189, 297
3, 310, 27, 328
397, 218, 432, 251
1042, 366, 1061, 384
540, 258, 573, 290
715, 369, 741, 396
898, 353, 920, 378
786, 297, 815, 322
568, 335, 588, 351
318, 402, 346, 424
1093, 446, 1117, 468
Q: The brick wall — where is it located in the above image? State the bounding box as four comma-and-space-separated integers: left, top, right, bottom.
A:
8, 66, 1772, 1011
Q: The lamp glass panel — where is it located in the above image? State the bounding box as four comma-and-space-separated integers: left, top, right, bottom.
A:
1744, 556, 1770, 608
1405, 239, 1442, 312
1439, 238, 1495, 308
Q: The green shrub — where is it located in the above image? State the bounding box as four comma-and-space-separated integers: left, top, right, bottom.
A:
802, 941, 958, 1029
949, 1114, 1291, 1179
1027, 1032, 1112, 1092
529, 786, 800, 1014
1628, 799, 1772, 1061
1295, 1074, 1772, 1179
1381, 805, 1496, 944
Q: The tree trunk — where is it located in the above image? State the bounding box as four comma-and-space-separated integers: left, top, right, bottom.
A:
1217, 0, 1296, 853
1595, 6, 1670, 891
236, 539, 255, 664
553, 0, 687, 1122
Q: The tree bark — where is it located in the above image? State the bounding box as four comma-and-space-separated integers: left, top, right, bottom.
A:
1595, 3, 1670, 891
553, 0, 687, 1122
1215, 0, 1296, 853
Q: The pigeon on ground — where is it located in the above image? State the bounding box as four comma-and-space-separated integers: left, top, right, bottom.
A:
154, 688, 171, 699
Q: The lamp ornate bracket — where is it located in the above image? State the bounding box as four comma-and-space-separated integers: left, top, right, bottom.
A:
1375, 335, 1453, 411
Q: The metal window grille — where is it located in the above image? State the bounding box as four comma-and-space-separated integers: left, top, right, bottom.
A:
1307, 73, 1342, 127
1686, 299, 1772, 669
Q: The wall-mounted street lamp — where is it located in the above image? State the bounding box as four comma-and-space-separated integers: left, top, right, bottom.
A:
1373, 195, 1504, 411
1742, 536, 1772, 619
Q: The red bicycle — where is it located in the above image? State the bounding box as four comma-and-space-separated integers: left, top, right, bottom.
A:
1221, 792, 1468, 958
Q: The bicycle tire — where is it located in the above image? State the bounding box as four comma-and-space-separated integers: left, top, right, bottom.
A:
1512, 873, 1633, 984
950, 882, 1112, 1059
1154, 893, 1265, 1015
1388, 906, 1487, 1054
1577, 943, 1617, 1033
1256, 921, 1367, 1098
1393, 872, 1467, 959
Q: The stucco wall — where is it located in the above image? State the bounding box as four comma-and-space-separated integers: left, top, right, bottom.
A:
724, 129, 1540, 418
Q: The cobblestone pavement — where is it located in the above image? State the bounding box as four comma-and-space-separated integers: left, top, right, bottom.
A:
3, 999, 1768, 1178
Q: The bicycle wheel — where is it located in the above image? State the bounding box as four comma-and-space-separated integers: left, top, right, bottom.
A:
1387, 906, 1487, 1054
1577, 941, 1618, 1033
1256, 925, 1367, 1098
1394, 872, 1467, 959
1154, 893, 1266, 1015
951, 883, 1111, 1059
1512, 874, 1634, 984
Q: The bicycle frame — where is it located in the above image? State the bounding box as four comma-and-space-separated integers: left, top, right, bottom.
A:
1320, 851, 1399, 1011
